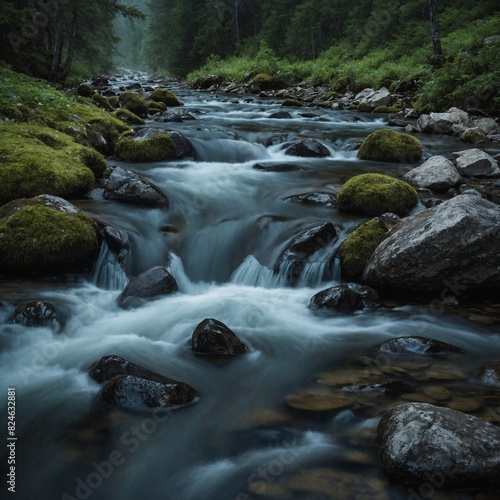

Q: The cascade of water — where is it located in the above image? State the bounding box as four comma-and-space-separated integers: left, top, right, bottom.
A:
91, 243, 129, 290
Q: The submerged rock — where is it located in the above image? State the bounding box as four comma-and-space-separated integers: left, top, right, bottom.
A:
478, 363, 500, 386
104, 167, 169, 207
376, 337, 463, 355
191, 318, 248, 357
378, 403, 500, 487
269, 111, 292, 119
309, 283, 379, 314
253, 163, 302, 172
285, 192, 337, 207
10, 301, 62, 331
285, 138, 330, 158
403, 156, 462, 192
116, 266, 178, 309
274, 222, 337, 285
363, 194, 500, 291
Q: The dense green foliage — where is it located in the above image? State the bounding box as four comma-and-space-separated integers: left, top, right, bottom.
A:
0, 0, 143, 80
139, 0, 500, 111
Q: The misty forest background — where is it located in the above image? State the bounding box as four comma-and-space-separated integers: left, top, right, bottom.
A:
0, 0, 499, 112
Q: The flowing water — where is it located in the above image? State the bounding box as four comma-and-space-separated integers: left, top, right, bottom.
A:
2, 73, 500, 500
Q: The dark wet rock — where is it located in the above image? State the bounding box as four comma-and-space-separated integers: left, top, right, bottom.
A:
424, 198, 443, 208
90, 355, 179, 384
403, 156, 462, 192
10, 301, 62, 331
388, 117, 410, 128
117, 266, 177, 309
376, 337, 463, 355
102, 225, 130, 256
100, 374, 197, 411
104, 167, 169, 207
285, 192, 337, 207
378, 402, 500, 487
269, 111, 292, 119
309, 283, 379, 314
363, 194, 500, 291
479, 363, 500, 386
192, 318, 248, 357
198, 74, 223, 90
274, 223, 337, 285
384, 380, 416, 397
252, 163, 302, 172
285, 138, 330, 158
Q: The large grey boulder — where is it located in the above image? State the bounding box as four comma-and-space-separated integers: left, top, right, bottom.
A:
417, 108, 469, 134
472, 117, 500, 135
454, 148, 500, 177
378, 403, 500, 487
363, 194, 500, 291
403, 156, 462, 192
355, 87, 391, 108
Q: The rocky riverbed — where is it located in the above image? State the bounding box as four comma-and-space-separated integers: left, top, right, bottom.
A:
1, 69, 500, 499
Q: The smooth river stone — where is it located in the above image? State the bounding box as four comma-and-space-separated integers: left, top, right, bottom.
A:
285, 389, 353, 412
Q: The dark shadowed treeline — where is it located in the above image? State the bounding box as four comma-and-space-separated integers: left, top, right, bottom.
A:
0, 0, 143, 80
143, 0, 499, 76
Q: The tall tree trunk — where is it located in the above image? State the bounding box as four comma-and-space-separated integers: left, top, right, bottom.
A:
49, 14, 65, 80
429, 0, 443, 56
234, 0, 240, 45
62, 14, 77, 79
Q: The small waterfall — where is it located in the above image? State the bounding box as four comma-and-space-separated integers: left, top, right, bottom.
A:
91, 243, 129, 290
230, 255, 281, 288
191, 138, 268, 163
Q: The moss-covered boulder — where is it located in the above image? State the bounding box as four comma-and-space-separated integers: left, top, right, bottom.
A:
112, 108, 145, 125
148, 101, 167, 113
92, 93, 114, 112
340, 216, 398, 280
337, 173, 418, 216
251, 73, 281, 91
77, 83, 95, 98
0, 195, 99, 276
119, 91, 148, 117
149, 88, 181, 107
115, 131, 174, 162
57, 103, 130, 154
115, 129, 193, 162
358, 129, 422, 163
108, 96, 120, 109
0, 123, 105, 205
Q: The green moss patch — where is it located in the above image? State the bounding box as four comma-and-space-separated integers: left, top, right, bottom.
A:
113, 108, 145, 125
337, 173, 418, 216
0, 200, 99, 275
119, 91, 148, 117
0, 123, 105, 204
149, 88, 181, 107
358, 129, 422, 163
340, 218, 389, 280
115, 132, 175, 162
